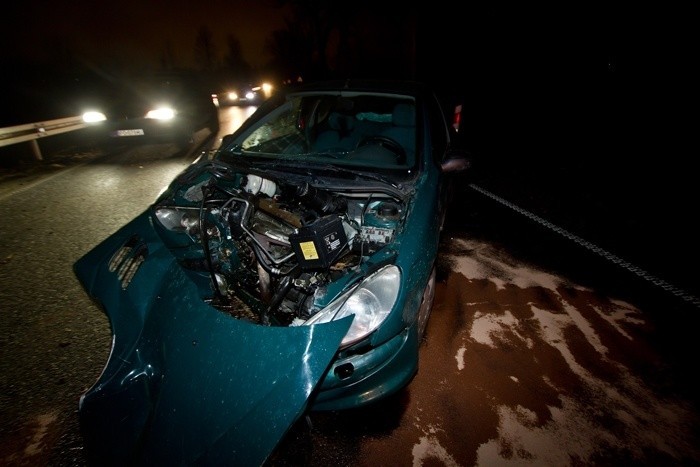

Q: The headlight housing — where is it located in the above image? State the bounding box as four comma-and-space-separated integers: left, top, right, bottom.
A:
154, 207, 200, 234
305, 265, 400, 346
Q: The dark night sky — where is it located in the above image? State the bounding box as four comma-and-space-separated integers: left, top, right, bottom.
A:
2, 2, 694, 119
1, 0, 289, 70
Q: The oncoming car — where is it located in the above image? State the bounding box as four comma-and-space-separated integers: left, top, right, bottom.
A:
74, 79, 470, 465
214, 81, 273, 106
81, 72, 220, 147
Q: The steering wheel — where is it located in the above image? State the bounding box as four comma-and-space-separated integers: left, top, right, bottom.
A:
356, 135, 405, 161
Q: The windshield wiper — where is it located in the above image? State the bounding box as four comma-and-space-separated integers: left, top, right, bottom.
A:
250, 160, 404, 191
210, 155, 407, 197
319, 163, 402, 189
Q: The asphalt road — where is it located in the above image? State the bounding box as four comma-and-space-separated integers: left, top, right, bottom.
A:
1, 108, 698, 466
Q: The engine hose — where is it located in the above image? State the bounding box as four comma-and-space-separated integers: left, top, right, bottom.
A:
266, 277, 293, 318
251, 242, 296, 276
266, 266, 301, 317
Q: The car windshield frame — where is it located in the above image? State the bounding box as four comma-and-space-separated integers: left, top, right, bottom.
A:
218, 90, 420, 174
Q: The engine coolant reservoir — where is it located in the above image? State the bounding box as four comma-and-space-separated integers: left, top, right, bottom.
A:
361, 201, 401, 247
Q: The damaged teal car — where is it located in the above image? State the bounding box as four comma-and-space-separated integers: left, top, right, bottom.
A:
74, 80, 470, 465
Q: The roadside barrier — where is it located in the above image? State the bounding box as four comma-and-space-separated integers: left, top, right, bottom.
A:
469, 183, 700, 308
0, 116, 86, 160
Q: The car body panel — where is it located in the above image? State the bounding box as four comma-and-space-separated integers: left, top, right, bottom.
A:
73, 79, 469, 462
74, 212, 352, 465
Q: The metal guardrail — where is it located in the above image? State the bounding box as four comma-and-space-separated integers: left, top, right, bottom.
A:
469, 183, 700, 308
0, 116, 87, 160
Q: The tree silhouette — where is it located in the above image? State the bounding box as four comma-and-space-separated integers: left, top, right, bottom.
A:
266, 0, 415, 81
222, 34, 253, 83
194, 26, 217, 72
265, 18, 314, 81
159, 40, 178, 70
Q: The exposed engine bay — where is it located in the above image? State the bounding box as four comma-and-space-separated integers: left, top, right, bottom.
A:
153, 162, 407, 327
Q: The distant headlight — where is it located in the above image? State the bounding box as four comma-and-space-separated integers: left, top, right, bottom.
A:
146, 107, 176, 120
82, 111, 106, 123
244, 91, 256, 100
261, 82, 273, 96
305, 265, 400, 346
227, 92, 238, 101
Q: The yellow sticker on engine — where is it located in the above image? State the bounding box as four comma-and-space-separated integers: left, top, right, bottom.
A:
299, 241, 319, 260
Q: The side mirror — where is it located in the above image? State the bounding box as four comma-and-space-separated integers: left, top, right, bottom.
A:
441, 150, 471, 173
220, 134, 235, 148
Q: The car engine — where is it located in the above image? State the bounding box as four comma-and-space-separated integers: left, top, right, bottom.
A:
153, 163, 405, 327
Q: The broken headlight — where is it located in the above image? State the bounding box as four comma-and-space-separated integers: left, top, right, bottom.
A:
304, 264, 400, 346
154, 207, 201, 234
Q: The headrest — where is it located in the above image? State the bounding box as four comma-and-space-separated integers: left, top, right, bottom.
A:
392, 103, 415, 127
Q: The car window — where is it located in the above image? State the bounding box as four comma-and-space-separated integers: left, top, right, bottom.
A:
233, 93, 417, 171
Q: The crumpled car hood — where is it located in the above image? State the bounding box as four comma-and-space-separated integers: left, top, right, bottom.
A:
74, 212, 351, 466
